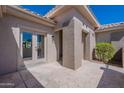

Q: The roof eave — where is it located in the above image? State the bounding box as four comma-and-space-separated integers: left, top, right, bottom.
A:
82, 6, 100, 27
2, 5, 56, 27
45, 5, 70, 18
45, 5, 100, 28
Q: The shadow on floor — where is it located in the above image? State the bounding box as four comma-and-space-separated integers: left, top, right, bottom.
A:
0, 62, 44, 88
97, 67, 124, 88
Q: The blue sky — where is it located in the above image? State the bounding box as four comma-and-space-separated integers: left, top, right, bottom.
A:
21, 5, 124, 25
21, 5, 55, 16
89, 5, 124, 24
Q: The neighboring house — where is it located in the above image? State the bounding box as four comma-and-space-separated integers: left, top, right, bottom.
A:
96, 23, 124, 66
0, 5, 123, 75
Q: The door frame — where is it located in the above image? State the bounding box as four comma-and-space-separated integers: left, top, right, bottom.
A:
35, 32, 46, 61
21, 31, 33, 60
20, 27, 47, 63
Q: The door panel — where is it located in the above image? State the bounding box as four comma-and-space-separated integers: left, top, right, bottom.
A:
22, 32, 32, 60
37, 34, 44, 59
22, 31, 45, 61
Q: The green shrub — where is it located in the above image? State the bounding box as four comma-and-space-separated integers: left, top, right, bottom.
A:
96, 42, 115, 63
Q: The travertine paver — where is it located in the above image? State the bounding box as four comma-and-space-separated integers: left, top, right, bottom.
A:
0, 60, 124, 88
27, 60, 124, 88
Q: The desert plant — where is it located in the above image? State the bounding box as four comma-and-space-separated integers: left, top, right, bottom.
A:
95, 42, 115, 64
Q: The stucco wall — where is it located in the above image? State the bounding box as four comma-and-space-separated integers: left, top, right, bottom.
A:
111, 31, 124, 50
0, 15, 57, 75
63, 16, 96, 70
54, 8, 94, 30
0, 7, 97, 74
96, 31, 111, 43
0, 18, 17, 75
85, 31, 96, 60
54, 8, 96, 61
96, 30, 124, 51
46, 33, 58, 62
63, 18, 75, 69
54, 31, 61, 61
74, 17, 83, 69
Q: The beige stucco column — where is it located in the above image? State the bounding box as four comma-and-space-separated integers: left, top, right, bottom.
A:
12, 27, 20, 58
46, 33, 57, 62
32, 32, 37, 61
63, 17, 83, 70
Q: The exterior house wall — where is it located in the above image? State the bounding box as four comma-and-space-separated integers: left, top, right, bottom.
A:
54, 8, 96, 59
0, 17, 17, 75
74, 17, 84, 69
54, 8, 94, 30
63, 18, 75, 69
0, 6, 97, 74
62, 16, 95, 69
96, 31, 111, 43
63, 17, 84, 69
54, 8, 96, 69
54, 31, 61, 61
96, 30, 124, 51
85, 30, 96, 60
0, 15, 57, 75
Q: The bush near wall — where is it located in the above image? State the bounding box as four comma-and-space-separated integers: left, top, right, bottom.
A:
95, 42, 115, 63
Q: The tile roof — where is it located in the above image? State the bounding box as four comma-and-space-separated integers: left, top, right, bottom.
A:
97, 22, 124, 30
17, 5, 55, 23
